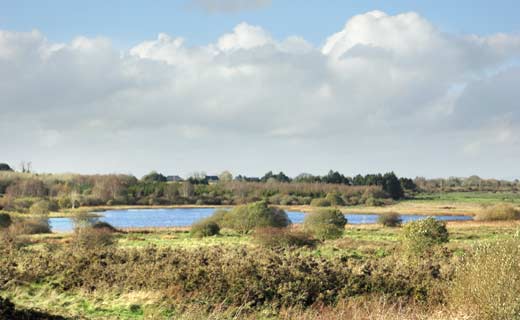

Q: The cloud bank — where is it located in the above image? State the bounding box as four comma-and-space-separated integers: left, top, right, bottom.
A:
1, 11, 520, 177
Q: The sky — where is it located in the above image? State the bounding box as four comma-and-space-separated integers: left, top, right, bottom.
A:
1, 0, 520, 179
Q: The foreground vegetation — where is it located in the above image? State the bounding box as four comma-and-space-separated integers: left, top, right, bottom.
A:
1, 211, 520, 319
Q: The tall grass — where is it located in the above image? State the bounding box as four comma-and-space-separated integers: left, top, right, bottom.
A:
450, 237, 520, 319
475, 203, 520, 221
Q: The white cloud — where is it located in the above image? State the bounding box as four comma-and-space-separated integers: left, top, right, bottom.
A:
1, 11, 520, 177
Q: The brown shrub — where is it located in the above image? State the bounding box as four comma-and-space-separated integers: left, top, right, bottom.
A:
253, 227, 317, 248
475, 203, 520, 221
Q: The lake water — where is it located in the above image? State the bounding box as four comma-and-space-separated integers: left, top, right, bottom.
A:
49, 208, 473, 232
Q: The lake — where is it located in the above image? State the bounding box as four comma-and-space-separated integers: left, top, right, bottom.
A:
49, 208, 473, 232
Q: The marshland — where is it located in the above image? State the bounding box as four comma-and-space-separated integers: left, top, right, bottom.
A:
1, 167, 520, 319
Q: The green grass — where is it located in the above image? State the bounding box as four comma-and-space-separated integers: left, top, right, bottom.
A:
413, 191, 520, 204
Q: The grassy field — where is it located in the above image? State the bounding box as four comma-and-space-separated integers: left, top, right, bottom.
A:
2, 192, 520, 319
2, 219, 519, 319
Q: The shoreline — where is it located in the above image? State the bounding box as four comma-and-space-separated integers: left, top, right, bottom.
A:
43, 202, 478, 218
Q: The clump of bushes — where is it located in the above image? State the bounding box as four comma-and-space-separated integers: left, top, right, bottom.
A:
401, 217, 448, 255
29, 200, 51, 215
207, 201, 290, 234
325, 192, 345, 206
450, 238, 520, 319
191, 218, 220, 238
377, 212, 402, 227
11, 218, 51, 234
304, 208, 347, 240
253, 227, 317, 248
475, 203, 520, 221
0, 213, 11, 229
310, 198, 331, 207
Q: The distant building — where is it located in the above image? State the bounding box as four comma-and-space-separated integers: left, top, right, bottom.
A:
206, 175, 219, 184
166, 175, 183, 182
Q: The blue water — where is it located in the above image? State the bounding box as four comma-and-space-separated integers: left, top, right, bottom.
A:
49, 208, 473, 232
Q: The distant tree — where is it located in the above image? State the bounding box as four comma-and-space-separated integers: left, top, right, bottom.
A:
261, 171, 291, 183
188, 171, 208, 184
352, 174, 365, 185
0, 163, 13, 171
293, 173, 320, 183
141, 171, 167, 183
261, 171, 274, 182
382, 172, 404, 200
399, 177, 417, 191
218, 171, 233, 182
322, 170, 350, 185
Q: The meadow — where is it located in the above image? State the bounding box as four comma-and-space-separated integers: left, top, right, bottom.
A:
2, 217, 520, 319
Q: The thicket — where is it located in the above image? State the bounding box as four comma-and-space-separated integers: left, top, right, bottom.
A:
0, 245, 452, 310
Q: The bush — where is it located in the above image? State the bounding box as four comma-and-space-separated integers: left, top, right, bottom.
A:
58, 197, 72, 209
0, 213, 11, 229
13, 218, 51, 234
364, 197, 385, 207
325, 193, 345, 206
73, 226, 115, 249
310, 198, 331, 207
450, 238, 520, 319
304, 208, 347, 240
91, 221, 118, 232
401, 217, 448, 255
216, 201, 290, 234
377, 212, 402, 227
29, 200, 51, 215
253, 227, 317, 248
475, 204, 520, 221
191, 218, 220, 237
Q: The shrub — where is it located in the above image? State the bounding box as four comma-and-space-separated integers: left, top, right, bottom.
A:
450, 238, 520, 319
0, 213, 11, 229
217, 201, 290, 234
304, 208, 347, 240
325, 193, 345, 206
29, 200, 51, 215
191, 218, 220, 237
364, 197, 385, 207
310, 198, 331, 207
91, 221, 118, 233
57, 197, 72, 209
475, 204, 520, 221
253, 227, 317, 248
377, 212, 402, 227
72, 226, 115, 249
401, 217, 448, 255
13, 218, 51, 234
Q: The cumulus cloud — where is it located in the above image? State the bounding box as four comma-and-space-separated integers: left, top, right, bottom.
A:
187, 0, 271, 13
1, 11, 520, 177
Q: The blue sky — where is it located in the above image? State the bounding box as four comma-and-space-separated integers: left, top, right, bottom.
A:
1, 1, 520, 178
1, 0, 519, 48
